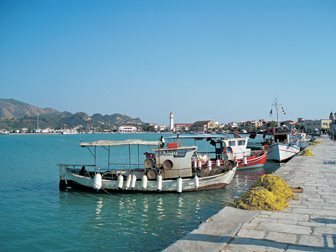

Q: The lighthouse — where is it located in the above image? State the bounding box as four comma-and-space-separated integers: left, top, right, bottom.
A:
169, 112, 174, 131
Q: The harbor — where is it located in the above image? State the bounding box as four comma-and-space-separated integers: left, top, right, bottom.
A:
0, 133, 276, 251
2, 1, 335, 251
164, 135, 336, 251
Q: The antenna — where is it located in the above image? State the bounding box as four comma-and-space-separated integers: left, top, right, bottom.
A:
36, 112, 39, 132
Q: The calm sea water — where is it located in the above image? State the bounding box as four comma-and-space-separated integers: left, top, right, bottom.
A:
0, 133, 279, 251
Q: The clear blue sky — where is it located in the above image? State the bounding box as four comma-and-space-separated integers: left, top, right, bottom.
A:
1, 0, 335, 124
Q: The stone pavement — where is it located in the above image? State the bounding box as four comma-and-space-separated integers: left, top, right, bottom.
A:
164, 135, 336, 252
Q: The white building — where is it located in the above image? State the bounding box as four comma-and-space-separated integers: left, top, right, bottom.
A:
118, 125, 137, 133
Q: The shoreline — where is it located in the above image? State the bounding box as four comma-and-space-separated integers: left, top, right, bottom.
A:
164, 135, 336, 251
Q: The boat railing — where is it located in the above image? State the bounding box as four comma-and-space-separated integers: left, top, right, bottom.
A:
108, 163, 146, 169
58, 164, 95, 169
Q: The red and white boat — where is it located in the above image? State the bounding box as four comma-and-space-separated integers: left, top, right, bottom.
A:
236, 149, 268, 169
166, 134, 268, 170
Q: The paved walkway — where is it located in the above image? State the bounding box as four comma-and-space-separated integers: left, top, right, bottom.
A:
164, 135, 336, 251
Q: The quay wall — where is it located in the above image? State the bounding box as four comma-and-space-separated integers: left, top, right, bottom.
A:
164, 135, 336, 252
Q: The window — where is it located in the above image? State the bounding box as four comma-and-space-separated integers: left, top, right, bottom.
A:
229, 141, 236, 146
238, 140, 246, 146
174, 150, 187, 157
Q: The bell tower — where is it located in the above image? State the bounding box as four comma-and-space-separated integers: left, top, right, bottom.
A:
169, 112, 174, 131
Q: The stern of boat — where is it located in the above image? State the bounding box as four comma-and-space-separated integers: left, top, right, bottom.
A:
58, 164, 67, 190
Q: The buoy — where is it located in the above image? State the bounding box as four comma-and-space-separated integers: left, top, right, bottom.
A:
142, 174, 148, 189
243, 156, 247, 165
157, 174, 162, 191
207, 160, 212, 170
125, 174, 132, 190
177, 177, 183, 193
194, 175, 199, 189
197, 160, 202, 168
216, 159, 220, 167
93, 173, 102, 190
117, 174, 124, 189
191, 156, 196, 168
131, 174, 137, 189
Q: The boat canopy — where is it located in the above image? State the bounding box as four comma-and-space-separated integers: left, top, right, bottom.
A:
80, 139, 160, 147
165, 134, 227, 140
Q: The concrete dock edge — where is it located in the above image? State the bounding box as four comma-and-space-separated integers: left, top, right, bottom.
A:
164, 136, 336, 251
163, 207, 259, 252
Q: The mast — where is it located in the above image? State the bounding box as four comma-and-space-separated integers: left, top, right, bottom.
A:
271, 98, 286, 127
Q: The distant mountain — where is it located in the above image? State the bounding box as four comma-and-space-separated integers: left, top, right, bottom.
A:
0, 98, 59, 119
0, 98, 144, 130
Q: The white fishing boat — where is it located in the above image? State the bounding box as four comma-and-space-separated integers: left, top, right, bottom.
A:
264, 98, 301, 162
264, 131, 301, 162
58, 138, 236, 193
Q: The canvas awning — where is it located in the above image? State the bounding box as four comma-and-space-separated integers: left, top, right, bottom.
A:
80, 139, 160, 147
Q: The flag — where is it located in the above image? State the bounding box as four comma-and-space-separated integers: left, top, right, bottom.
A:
269, 109, 272, 116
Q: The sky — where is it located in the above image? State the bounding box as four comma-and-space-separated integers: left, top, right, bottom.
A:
1, 0, 335, 125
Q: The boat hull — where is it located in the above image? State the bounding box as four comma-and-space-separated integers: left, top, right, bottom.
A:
60, 166, 236, 193
237, 150, 268, 169
267, 143, 300, 162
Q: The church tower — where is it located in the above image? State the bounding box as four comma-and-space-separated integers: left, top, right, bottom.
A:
329, 111, 334, 121
169, 112, 174, 131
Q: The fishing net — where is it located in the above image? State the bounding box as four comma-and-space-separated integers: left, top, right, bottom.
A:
310, 140, 321, 146
301, 149, 314, 156
234, 174, 294, 211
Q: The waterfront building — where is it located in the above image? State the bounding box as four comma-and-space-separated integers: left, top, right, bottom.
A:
191, 120, 216, 132
174, 123, 192, 132
118, 125, 137, 133
159, 125, 167, 131
299, 119, 332, 133
227, 122, 239, 129
237, 120, 265, 131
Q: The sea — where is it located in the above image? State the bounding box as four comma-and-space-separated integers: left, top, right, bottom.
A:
0, 133, 279, 252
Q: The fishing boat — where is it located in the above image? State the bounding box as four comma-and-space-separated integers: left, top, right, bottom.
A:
263, 98, 301, 162
165, 134, 267, 170
58, 138, 236, 193
236, 149, 268, 169
263, 129, 301, 162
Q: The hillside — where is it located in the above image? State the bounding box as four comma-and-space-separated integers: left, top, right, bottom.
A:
0, 98, 144, 131
0, 98, 59, 119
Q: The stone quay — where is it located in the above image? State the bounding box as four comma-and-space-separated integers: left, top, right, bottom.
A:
164, 135, 336, 252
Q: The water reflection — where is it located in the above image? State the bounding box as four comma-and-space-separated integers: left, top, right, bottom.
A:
57, 160, 282, 251
143, 197, 149, 214
95, 197, 103, 218
157, 197, 165, 220
176, 196, 184, 218
95, 197, 104, 229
